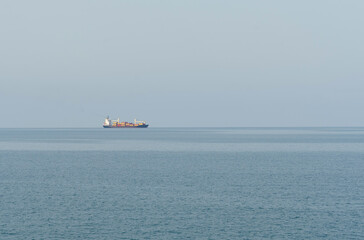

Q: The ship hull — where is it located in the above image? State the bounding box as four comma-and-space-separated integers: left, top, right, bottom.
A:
103, 125, 149, 128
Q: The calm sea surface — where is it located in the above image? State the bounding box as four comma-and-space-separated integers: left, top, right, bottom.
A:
1, 128, 364, 239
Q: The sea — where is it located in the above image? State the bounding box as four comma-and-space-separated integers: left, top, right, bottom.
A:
0, 127, 363, 239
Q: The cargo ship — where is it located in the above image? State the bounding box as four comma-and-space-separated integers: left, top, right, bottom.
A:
103, 116, 149, 128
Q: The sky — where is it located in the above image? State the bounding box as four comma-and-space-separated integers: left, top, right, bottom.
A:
1, 0, 363, 127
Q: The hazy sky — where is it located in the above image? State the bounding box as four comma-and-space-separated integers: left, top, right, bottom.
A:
1, 0, 363, 127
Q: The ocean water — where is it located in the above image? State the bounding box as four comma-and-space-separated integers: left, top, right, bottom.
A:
0, 128, 364, 239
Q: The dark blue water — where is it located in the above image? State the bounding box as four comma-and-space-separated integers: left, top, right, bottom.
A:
1, 128, 364, 239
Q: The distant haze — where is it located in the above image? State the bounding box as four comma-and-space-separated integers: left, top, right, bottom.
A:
1, 0, 363, 127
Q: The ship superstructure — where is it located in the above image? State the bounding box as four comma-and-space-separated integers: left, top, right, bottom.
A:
103, 116, 149, 128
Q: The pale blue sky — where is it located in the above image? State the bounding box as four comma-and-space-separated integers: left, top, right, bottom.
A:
1, 0, 363, 127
